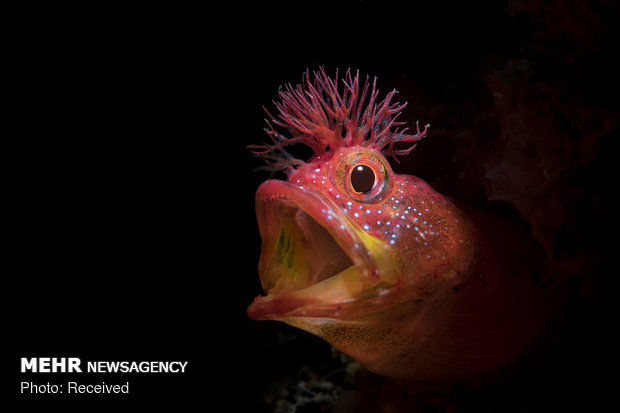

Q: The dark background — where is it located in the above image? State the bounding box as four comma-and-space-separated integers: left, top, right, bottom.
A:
11, 1, 618, 411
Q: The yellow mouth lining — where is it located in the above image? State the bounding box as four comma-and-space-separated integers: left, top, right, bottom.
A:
261, 203, 355, 295
257, 198, 399, 308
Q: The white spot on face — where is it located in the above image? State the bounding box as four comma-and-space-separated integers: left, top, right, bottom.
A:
363, 224, 370, 230
314, 168, 320, 172
390, 240, 395, 245
354, 212, 359, 218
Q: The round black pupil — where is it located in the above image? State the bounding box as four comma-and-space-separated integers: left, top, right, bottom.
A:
351, 164, 375, 193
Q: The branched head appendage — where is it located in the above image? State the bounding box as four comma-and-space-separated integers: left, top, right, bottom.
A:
249, 68, 429, 174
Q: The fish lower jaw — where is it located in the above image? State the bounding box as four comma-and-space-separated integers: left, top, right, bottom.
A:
247, 264, 367, 320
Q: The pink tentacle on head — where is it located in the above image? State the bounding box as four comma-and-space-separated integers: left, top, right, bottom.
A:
249, 68, 429, 172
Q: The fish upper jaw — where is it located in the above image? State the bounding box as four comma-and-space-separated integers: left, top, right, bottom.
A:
247, 179, 397, 321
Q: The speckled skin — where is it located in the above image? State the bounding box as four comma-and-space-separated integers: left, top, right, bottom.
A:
248, 145, 548, 380
288, 147, 479, 289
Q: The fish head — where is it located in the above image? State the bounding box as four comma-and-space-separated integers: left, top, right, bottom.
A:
247, 69, 482, 379
248, 143, 477, 317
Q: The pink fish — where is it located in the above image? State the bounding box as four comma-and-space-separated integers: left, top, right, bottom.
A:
247, 69, 548, 381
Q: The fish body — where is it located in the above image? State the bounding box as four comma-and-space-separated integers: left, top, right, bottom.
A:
248, 69, 547, 380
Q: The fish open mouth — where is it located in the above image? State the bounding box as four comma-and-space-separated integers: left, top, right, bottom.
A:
259, 207, 355, 293
247, 180, 393, 321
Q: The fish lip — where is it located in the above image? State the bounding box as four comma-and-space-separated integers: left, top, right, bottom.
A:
247, 179, 383, 320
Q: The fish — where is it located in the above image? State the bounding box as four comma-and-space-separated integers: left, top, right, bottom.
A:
247, 68, 549, 381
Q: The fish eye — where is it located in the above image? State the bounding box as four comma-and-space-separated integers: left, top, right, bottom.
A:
333, 148, 393, 204
350, 164, 375, 193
